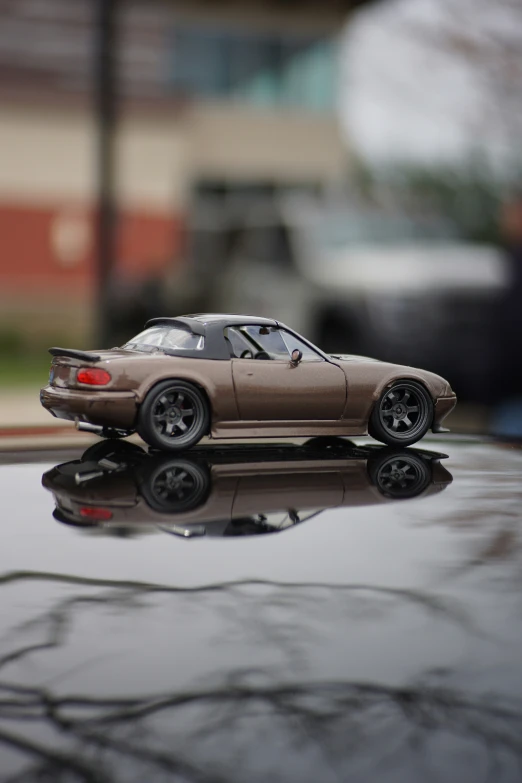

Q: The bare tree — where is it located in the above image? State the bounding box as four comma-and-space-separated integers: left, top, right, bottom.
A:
409, 0, 522, 164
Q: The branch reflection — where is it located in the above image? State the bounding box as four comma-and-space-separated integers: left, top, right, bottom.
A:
0, 566, 519, 782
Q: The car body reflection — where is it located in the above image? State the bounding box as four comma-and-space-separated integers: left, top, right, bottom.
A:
42, 440, 452, 538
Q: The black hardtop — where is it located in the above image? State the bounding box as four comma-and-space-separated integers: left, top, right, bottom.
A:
141, 314, 278, 361
142, 314, 331, 362
157, 314, 278, 329
50, 315, 329, 364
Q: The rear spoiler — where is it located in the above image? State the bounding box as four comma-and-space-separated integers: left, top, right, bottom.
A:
49, 347, 101, 362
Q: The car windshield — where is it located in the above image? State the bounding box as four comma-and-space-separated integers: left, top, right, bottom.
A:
124, 326, 204, 352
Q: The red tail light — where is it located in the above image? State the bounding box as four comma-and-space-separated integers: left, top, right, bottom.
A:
79, 507, 113, 521
77, 368, 111, 386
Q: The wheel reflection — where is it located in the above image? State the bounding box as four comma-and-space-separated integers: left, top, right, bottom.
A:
42, 439, 453, 539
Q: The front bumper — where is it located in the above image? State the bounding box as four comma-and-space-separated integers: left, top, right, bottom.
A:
40, 386, 138, 430
432, 394, 457, 433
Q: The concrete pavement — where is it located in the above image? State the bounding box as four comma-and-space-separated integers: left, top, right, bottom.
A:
0, 386, 70, 429
0, 385, 90, 450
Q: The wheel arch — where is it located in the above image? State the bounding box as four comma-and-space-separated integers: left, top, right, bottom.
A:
133, 362, 238, 425
367, 375, 435, 426
342, 370, 436, 430
372, 375, 436, 411
137, 376, 213, 432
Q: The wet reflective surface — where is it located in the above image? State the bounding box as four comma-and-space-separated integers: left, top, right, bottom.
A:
0, 437, 521, 782
42, 440, 452, 538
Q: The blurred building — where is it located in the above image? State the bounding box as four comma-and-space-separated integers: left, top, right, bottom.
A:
0, 0, 365, 344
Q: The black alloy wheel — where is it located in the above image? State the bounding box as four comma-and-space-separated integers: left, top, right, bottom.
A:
369, 381, 433, 447
138, 380, 210, 451
368, 449, 431, 499
140, 457, 210, 513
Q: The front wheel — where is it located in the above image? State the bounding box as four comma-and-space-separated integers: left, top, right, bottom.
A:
140, 457, 210, 513
137, 380, 210, 452
368, 381, 433, 447
368, 448, 432, 499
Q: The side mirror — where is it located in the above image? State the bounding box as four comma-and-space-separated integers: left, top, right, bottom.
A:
290, 349, 302, 367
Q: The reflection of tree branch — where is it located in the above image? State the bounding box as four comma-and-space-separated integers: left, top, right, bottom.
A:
0, 725, 106, 783
0, 569, 518, 781
0, 591, 142, 679
70, 730, 230, 783
0, 569, 474, 630
1, 676, 522, 782
0, 568, 481, 687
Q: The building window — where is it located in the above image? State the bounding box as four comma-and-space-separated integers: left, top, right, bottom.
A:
169, 25, 337, 110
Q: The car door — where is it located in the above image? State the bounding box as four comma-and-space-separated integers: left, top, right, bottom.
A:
229, 325, 346, 421
232, 469, 345, 517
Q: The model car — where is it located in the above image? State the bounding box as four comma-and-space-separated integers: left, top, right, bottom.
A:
42, 440, 453, 538
40, 313, 456, 451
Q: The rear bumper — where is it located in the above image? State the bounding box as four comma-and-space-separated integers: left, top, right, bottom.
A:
432, 394, 457, 432
40, 386, 138, 430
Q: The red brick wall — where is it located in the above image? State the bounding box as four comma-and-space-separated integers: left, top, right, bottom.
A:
0, 202, 183, 300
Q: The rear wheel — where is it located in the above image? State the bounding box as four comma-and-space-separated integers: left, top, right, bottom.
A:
368, 381, 433, 447
140, 457, 210, 513
138, 380, 209, 452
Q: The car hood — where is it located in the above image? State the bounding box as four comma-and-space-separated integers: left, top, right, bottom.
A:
329, 354, 380, 363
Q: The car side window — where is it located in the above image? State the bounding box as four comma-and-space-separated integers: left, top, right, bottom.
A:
224, 327, 253, 358
241, 326, 289, 360
226, 325, 290, 360
280, 330, 323, 362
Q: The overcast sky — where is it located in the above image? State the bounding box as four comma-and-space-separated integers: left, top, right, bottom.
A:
339, 0, 521, 170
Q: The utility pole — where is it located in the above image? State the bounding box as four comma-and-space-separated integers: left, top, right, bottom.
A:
94, 0, 117, 347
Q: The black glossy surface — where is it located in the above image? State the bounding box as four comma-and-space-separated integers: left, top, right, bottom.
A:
0, 437, 521, 782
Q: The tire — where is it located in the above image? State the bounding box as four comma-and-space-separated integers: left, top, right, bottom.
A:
368, 381, 433, 447
137, 380, 210, 452
140, 456, 210, 513
368, 448, 432, 500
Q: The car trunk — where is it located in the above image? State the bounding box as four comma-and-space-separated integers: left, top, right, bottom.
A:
49, 349, 141, 389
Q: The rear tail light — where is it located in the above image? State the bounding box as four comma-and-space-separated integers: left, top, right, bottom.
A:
77, 368, 111, 386
79, 507, 113, 521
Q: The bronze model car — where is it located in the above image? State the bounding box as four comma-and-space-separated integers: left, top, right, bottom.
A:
40, 314, 456, 451
42, 440, 453, 538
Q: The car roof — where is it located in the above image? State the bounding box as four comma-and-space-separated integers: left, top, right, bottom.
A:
180, 314, 279, 328
141, 313, 327, 361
